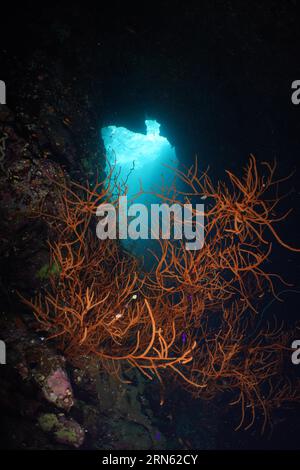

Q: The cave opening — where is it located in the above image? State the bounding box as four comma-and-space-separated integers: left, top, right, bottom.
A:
101, 118, 179, 260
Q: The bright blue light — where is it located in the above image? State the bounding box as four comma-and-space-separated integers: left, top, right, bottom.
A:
145, 119, 160, 136
101, 119, 178, 260
101, 119, 177, 178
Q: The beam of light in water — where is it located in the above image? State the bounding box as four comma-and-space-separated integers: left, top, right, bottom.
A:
101, 120, 178, 261
101, 119, 177, 197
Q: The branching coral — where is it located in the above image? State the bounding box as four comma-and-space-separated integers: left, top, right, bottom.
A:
21, 155, 300, 432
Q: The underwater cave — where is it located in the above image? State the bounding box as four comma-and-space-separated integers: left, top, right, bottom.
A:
0, 1, 300, 457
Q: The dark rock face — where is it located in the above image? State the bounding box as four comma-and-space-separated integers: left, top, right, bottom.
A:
0, 318, 78, 449
0, 315, 169, 449
0, 108, 65, 295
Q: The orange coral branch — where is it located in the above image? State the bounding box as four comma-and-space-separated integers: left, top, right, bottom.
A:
20, 155, 300, 433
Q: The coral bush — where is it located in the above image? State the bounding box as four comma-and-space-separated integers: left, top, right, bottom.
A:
22, 156, 300, 432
